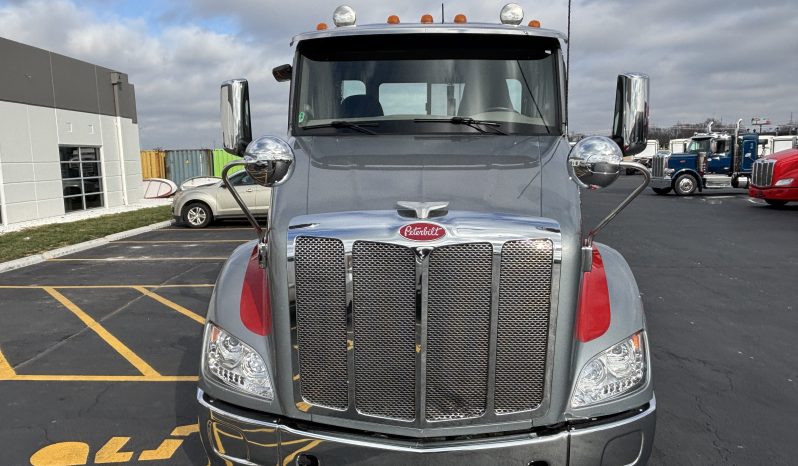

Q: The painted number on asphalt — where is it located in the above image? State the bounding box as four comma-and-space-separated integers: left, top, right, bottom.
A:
29, 424, 199, 465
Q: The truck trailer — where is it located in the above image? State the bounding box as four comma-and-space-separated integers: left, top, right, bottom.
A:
197, 4, 656, 465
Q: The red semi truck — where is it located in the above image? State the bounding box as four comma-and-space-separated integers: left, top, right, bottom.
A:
749, 141, 798, 206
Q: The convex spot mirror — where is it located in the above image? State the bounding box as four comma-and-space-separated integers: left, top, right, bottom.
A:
244, 137, 295, 187
272, 64, 292, 82
568, 136, 623, 189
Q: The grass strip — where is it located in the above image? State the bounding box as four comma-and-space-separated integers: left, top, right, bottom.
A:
0, 206, 171, 263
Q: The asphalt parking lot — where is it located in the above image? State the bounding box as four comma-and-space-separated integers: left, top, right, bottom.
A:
0, 223, 256, 465
0, 180, 796, 465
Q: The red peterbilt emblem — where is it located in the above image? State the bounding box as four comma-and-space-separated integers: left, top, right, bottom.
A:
399, 222, 446, 241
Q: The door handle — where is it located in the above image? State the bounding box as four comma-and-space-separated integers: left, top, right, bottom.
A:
245, 188, 254, 192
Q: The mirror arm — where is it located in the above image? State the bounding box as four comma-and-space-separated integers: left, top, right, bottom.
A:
222, 161, 264, 241
582, 161, 650, 271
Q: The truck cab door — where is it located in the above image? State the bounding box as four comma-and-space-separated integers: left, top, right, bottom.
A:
216, 171, 259, 216
740, 137, 759, 173
708, 139, 731, 174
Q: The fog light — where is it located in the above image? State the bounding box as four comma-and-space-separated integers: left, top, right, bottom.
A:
500, 3, 524, 25
333, 5, 356, 27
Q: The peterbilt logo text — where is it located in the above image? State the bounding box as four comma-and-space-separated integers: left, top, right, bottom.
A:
399, 222, 446, 241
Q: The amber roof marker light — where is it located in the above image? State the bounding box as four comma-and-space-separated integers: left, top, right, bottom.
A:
500, 3, 524, 25
528, 19, 541, 28
387, 15, 400, 24
454, 13, 467, 23
316, 22, 328, 30
420, 14, 434, 24
333, 5, 357, 27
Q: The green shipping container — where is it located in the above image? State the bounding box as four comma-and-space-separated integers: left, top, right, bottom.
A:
212, 149, 244, 177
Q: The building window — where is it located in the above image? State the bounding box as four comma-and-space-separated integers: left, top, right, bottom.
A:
60, 146, 103, 212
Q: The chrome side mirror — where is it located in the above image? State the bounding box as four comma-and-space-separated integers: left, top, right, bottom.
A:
568, 136, 623, 189
221, 79, 252, 156
611, 73, 649, 157
244, 137, 294, 187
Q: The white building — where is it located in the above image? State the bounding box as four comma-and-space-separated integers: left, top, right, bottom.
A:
0, 37, 142, 227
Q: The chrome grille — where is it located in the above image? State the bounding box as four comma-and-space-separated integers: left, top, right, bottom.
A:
291, 228, 556, 426
652, 154, 667, 177
293, 236, 349, 410
352, 241, 417, 420
494, 240, 553, 414
752, 160, 775, 187
425, 243, 493, 421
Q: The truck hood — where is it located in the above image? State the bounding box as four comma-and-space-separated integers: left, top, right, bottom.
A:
765, 148, 798, 162
293, 134, 565, 220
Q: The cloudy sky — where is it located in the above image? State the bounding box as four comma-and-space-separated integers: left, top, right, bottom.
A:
1, 0, 796, 148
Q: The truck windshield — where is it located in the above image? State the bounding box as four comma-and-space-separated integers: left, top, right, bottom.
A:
292, 34, 562, 136
686, 138, 710, 153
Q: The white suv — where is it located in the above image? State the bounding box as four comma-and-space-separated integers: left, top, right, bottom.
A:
171, 171, 270, 228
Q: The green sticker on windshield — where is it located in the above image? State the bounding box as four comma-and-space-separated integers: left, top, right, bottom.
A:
298, 112, 306, 123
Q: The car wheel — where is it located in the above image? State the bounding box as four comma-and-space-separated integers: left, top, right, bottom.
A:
764, 199, 788, 207
674, 174, 698, 196
652, 187, 672, 195
182, 202, 212, 228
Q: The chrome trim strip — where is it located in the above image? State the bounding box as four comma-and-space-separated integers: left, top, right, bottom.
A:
198, 389, 656, 455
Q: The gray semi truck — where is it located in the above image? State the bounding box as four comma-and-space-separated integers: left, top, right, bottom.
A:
197, 4, 656, 465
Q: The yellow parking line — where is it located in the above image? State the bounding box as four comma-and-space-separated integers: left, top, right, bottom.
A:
114, 240, 248, 243
0, 284, 215, 289
43, 287, 161, 377
5, 375, 197, 382
134, 287, 205, 324
0, 347, 17, 379
48, 257, 228, 262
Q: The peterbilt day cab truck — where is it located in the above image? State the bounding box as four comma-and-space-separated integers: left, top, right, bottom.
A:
650, 121, 763, 195
749, 142, 798, 206
198, 5, 656, 465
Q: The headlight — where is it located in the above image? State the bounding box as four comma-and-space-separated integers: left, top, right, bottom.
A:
571, 332, 647, 408
775, 178, 794, 187
664, 168, 675, 175
204, 323, 273, 400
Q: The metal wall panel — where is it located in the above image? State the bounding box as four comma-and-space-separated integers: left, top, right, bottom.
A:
165, 149, 212, 186
0, 37, 137, 122
140, 150, 166, 179
212, 149, 243, 177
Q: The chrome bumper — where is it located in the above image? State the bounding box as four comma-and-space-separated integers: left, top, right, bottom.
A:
649, 176, 672, 189
197, 389, 656, 466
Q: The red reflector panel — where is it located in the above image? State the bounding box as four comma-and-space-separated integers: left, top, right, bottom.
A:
576, 248, 611, 342
240, 246, 271, 336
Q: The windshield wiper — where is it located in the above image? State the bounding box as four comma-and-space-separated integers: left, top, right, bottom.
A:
301, 120, 378, 135
414, 117, 507, 135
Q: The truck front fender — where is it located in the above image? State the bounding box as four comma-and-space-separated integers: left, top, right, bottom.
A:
198, 239, 285, 415
566, 242, 654, 419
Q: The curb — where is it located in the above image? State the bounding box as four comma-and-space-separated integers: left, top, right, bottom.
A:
0, 220, 175, 274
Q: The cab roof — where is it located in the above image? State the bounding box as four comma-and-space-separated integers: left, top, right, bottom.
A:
291, 22, 567, 47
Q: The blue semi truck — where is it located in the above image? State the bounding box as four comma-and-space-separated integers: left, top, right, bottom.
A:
650, 120, 762, 195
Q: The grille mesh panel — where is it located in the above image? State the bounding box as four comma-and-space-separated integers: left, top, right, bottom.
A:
293, 236, 349, 410
425, 243, 493, 421
494, 239, 553, 414
352, 241, 417, 420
